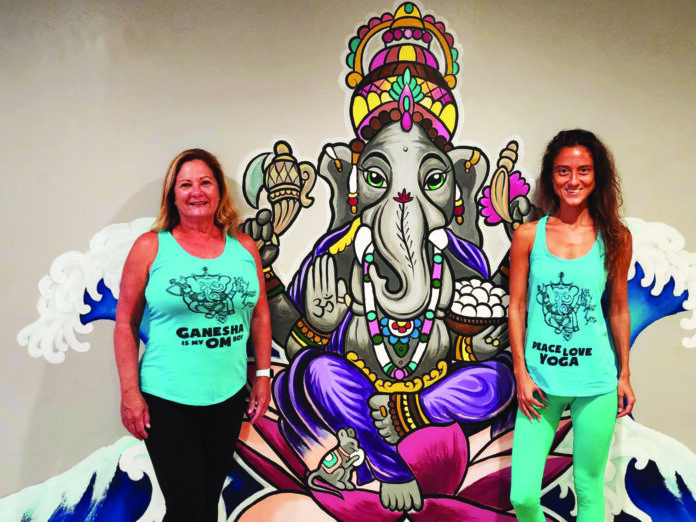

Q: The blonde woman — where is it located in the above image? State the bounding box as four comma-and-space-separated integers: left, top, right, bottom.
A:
115, 149, 271, 521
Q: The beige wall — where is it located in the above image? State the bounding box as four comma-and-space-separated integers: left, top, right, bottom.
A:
1, 0, 694, 496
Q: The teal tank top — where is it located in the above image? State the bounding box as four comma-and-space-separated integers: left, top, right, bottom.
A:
525, 216, 618, 396
140, 231, 259, 405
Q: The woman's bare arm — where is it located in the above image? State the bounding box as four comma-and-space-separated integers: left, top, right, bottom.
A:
114, 232, 158, 439
509, 222, 547, 421
238, 232, 272, 424
608, 229, 635, 417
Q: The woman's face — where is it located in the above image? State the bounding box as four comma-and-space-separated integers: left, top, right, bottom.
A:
173, 159, 220, 223
552, 146, 595, 209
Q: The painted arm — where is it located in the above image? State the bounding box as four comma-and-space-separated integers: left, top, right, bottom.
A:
242, 209, 310, 359
114, 232, 158, 440
608, 228, 635, 417
508, 222, 547, 421
239, 232, 272, 424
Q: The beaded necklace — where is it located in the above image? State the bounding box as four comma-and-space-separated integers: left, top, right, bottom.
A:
361, 240, 444, 380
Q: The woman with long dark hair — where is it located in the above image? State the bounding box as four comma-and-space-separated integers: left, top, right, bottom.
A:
508, 129, 635, 521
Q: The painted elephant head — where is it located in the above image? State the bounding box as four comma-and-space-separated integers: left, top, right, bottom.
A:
318, 122, 489, 318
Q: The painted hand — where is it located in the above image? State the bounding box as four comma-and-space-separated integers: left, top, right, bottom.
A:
368, 394, 401, 444
242, 208, 278, 267
503, 195, 532, 240
471, 322, 509, 361
120, 389, 150, 440
305, 254, 349, 333
510, 194, 532, 224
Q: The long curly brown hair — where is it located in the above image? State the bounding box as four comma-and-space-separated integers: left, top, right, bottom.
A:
536, 129, 630, 281
151, 148, 239, 237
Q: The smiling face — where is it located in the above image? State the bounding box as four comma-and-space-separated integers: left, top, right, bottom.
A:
552, 145, 595, 210
173, 159, 221, 223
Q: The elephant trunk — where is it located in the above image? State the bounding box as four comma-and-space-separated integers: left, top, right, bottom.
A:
368, 198, 432, 319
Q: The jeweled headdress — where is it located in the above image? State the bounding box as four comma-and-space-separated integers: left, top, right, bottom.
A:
345, 2, 460, 153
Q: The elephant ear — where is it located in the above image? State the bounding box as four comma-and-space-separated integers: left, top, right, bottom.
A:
317, 142, 356, 230
448, 146, 490, 247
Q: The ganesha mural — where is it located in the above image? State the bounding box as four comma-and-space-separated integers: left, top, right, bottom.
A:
3, 3, 696, 522
239, 3, 528, 516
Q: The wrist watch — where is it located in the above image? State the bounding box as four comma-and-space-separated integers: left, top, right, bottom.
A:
255, 368, 273, 378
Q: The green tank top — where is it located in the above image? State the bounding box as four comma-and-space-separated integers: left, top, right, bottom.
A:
140, 231, 259, 405
525, 216, 618, 396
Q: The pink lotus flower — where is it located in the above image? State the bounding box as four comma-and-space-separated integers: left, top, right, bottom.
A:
237, 365, 570, 521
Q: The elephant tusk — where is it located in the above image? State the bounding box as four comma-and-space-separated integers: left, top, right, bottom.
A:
354, 225, 373, 262
428, 228, 449, 250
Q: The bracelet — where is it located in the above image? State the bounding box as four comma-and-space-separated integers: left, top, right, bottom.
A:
263, 267, 285, 298
256, 368, 273, 378
290, 318, 331, 348
454, 335, 476, 362
388, 392, 430, 437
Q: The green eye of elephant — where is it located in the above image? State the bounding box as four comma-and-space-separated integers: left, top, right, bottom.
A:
364, 170, 387, 188
424, 171, 447, 191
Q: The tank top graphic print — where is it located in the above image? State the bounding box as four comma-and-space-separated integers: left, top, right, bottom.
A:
141, 231, 259, 405
525, 216, 618, 396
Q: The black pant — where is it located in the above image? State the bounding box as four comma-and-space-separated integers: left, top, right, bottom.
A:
143, 388, 246, 522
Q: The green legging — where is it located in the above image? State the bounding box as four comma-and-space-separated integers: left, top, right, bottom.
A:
510, 389, 617, 522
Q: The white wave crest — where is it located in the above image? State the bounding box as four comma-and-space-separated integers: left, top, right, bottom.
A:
119, 440, 165, 521
543, 416, 696, 521
627, 217, 696, 348
0, 437, 141, 521
16, 218, 154, 364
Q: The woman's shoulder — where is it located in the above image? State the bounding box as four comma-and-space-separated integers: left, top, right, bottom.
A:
134, 231, 160, 250
122, 232, 159, 275
234, 232, 262, 260
509, 221, 539, 259
129, 231, 160, 261
234, 231, 255, 250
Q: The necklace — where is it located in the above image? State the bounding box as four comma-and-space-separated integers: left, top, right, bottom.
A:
362, 240, 444, 380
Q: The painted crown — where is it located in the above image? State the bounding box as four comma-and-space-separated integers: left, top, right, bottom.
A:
345, 2, 460, 152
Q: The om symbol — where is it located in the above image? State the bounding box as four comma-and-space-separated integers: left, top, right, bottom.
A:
312, 295, 335, 318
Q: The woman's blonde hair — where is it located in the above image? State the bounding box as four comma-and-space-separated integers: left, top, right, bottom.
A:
151, 148, 239, 237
